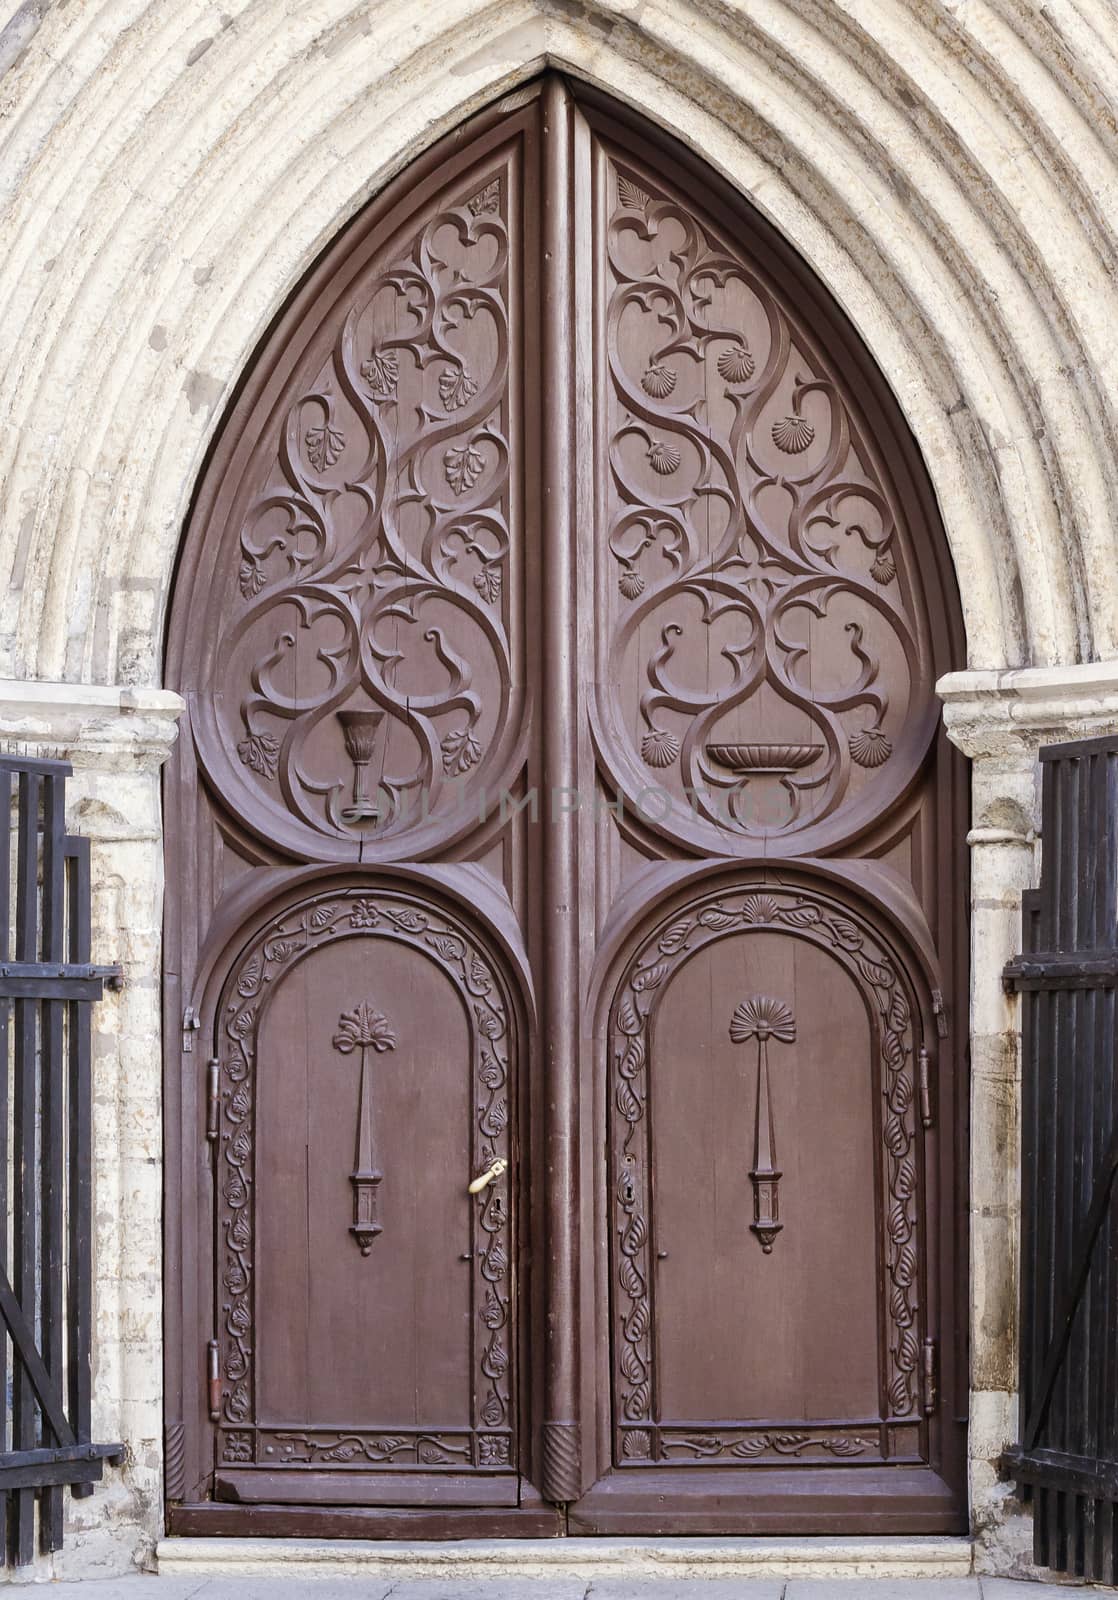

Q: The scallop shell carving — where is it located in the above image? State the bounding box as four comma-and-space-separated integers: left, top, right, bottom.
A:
871, 549, 897, 585
647, 440, 681, 475
619, 568, 645, 599
642, 363, 677, 399
641, 728, 680, 767
849, 726, 893, 768
717, 344, 755, 384
772, 414, 816, 454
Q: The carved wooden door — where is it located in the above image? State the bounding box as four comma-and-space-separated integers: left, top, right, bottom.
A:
164, 76, 967, 1538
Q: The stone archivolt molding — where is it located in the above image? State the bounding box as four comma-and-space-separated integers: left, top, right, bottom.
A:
2, 1, 1118, 687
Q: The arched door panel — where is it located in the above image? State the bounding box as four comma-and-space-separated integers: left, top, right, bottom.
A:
206, 884, 520, 1509
606, 879, 933, 1479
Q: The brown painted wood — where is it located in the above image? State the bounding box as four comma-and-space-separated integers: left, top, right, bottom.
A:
164, 73, 967, 1537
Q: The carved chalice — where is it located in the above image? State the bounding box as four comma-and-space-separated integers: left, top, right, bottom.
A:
337, 708, 385, 824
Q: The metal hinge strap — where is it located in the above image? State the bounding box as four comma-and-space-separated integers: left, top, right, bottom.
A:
205, 1058, 220, 1143
183, 1005, 201, 1052
931, 989, 948, 1038
207, 1339, 221, 1423
918, 1044, 934, 1129
922, 1337, 938, 1415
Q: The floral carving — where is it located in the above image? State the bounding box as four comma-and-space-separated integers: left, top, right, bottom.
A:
610, 881, 924, 1456
236, 730, 279, 780
332, 1002, 397, 1056
212, 163, 511, 850
305, 423, 345, 473
474, 564, 502, 603
467, 179, 501, 216
439, 366, 479, 411
616, 173, 651, 212
441, 726, 482, 775
601, 157, 929, 847
361, 348, 399, 400
445, 441, 485, 494
658, 1429, 874, 1461
216, 889, 514, 1467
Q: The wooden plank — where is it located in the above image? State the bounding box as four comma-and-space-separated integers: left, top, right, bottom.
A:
215, 1469, 520, 1506
168, 1501, 563, 1538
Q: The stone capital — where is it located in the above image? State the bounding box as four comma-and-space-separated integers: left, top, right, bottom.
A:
937, 662, 1118, 761
0, 679, 185, 773
938, 662, 1118, 850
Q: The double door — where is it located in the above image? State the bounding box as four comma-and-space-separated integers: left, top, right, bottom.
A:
164, 75, 968, 1535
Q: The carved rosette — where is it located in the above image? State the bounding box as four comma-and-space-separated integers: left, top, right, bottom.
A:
608, 882, 925, 1465
215, 888, 514, 1470
193, 166, 522, 858
596, 157, 935, 853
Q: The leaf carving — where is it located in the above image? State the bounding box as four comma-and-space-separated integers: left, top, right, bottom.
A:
439, 366, 479, 411
444, 441, 485, 495
442, 726, 482, 775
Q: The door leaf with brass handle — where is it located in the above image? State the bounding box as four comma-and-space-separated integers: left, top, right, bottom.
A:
469, 1157, 508, 1194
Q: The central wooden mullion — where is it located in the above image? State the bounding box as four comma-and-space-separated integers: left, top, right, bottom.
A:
538, 75, 583, 1507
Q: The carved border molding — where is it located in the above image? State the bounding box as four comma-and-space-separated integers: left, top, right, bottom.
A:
607, 879, 924, 1464
214, 886, 514, 1473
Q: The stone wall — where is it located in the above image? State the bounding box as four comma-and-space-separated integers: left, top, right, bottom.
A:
2, 0, 1118, 1578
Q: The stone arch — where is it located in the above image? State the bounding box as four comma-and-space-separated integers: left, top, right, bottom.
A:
1, 1, 1117, 687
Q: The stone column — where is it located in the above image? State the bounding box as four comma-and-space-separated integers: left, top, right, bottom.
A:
938, 662, 1118, 1576
0, 680, 184, 1578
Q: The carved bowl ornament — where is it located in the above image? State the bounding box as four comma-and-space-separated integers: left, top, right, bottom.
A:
596, 158, 940, 856
185, 164, 526, 861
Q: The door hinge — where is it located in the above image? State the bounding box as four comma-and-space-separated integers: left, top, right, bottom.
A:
922, 1337, 938, 1415
931, 989, 948, 1038
918, 1043, 934, 1129
205, 1058, 220, 1143
207, 1339, 221, 1422
183, 1005, 201, 1052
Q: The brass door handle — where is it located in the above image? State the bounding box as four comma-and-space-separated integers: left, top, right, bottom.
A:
468, 1157, 508, 1194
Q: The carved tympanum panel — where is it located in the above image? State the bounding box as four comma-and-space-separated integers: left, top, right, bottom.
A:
184, 148, 529, 861
593, 153, 936, 855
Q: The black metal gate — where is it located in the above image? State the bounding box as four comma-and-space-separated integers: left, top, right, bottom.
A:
0, 755, 121, 1565
1005, 733, 1118, 1582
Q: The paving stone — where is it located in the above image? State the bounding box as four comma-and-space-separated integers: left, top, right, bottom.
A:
785, 1583, 981, 1599
981, 1582, 1094, 1596
586, 1582, 786, 1598
14, 1583, 209, 1599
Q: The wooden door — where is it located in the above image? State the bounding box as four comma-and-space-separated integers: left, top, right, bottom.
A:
164, 76, 968, 1538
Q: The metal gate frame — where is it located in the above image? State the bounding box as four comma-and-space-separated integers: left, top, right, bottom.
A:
0, 755, 122, 1565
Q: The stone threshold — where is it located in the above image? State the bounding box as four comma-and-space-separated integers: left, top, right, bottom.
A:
156, 1535, 974, 1580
